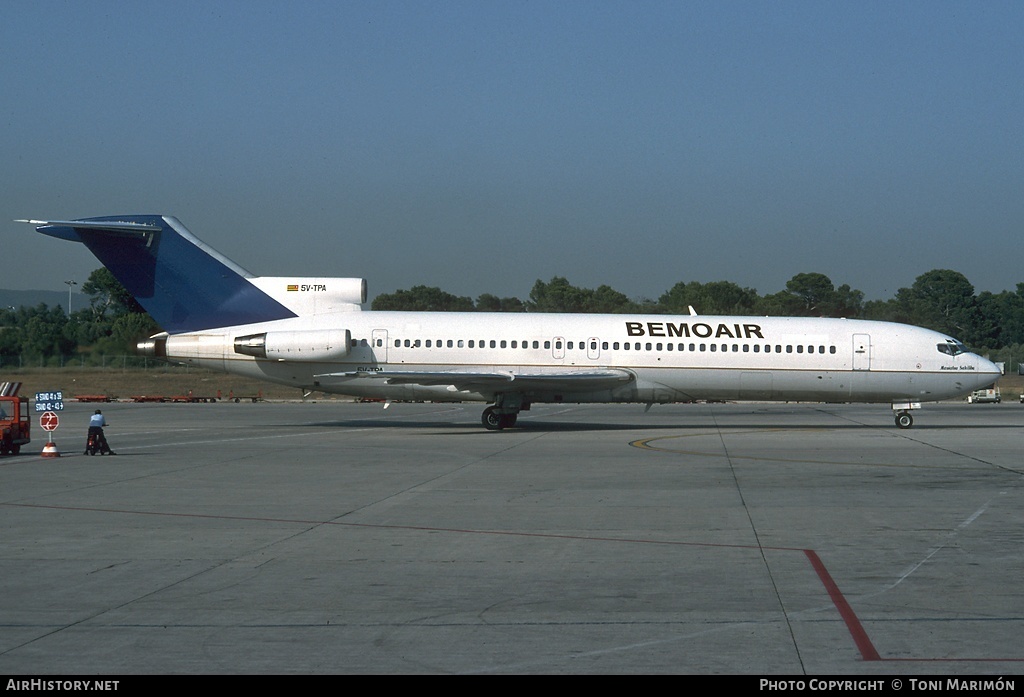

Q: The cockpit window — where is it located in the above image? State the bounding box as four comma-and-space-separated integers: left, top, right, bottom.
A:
936, 340, 967, 356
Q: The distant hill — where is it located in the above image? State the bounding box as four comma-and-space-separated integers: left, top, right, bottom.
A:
0, 289, 90, 312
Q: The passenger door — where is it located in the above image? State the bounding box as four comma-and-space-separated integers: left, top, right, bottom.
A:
852, 334, 870, 370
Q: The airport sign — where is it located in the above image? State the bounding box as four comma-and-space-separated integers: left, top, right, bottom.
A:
40, 411, 59, 432
35, 391, 64, 412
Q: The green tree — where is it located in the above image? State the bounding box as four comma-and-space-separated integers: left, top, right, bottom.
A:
82, 267, 145, 317
527, 277, 591, 312
786, 272, 836, 315
779, 273, 862, 317
20, 305, 73, 360
476, 294, 525, 312
371, 286, 475, 311
658, 280, 759, 315
590, 285, 635, 313
895, 270, 978, 341
111, 312, 161, 349
526, 278, 638, 313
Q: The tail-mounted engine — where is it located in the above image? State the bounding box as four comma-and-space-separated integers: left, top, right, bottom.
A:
233, 329, 351, 361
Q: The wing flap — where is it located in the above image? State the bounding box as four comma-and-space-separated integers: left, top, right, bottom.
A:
317, 368, 636, 394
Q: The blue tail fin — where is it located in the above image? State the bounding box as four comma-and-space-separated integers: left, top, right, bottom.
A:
23, 215, 296, 333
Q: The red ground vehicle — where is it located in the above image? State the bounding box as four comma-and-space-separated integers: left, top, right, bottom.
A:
0, 382, 30, 456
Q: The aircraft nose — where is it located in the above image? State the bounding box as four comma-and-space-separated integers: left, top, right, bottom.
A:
977, 354, 1002, 379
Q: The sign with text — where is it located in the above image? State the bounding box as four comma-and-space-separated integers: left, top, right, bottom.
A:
35, 391, 64, 413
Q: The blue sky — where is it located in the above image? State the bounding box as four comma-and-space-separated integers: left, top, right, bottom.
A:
3, 1, 1022, 303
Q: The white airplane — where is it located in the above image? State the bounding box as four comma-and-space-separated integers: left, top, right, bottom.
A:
20, 215, 1001, 430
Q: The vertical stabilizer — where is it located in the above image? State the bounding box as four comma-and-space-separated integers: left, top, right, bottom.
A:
21, 215, 297, 333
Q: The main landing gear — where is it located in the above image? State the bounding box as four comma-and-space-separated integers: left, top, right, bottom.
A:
481, 393, 526, 430
482, 406, 518, 430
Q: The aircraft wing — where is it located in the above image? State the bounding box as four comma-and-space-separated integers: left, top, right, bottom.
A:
317, 368, 635, 394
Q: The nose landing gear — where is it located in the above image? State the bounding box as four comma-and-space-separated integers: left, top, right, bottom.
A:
892, 401, 920, 429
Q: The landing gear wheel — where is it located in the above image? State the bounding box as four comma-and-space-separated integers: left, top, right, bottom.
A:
482, 406, 504, 430
895, 412, 913, 429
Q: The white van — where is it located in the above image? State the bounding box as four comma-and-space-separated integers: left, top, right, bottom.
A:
967, 386, 1001, 403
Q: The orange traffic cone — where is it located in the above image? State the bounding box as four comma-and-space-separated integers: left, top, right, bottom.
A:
41, 441, 61, 458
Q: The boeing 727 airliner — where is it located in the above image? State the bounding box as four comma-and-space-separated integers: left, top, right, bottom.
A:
20, 215, 1001, 429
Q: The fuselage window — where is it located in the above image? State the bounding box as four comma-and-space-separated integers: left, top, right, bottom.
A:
797, 345, 804, 354
602, 341, 609, 350
457, 340, 464, 348
646, 342, 652, 351
830, 346, 836, 354
699, 343, 706, 352
635, 342, 641, 350
500, 340, 507, 348
710, 344, 717, 352
555, 340, 563, 350
623, 342, 630, 351
666, 343, 673, 351
533, 341, 540, 349
545, 341, 552, 349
